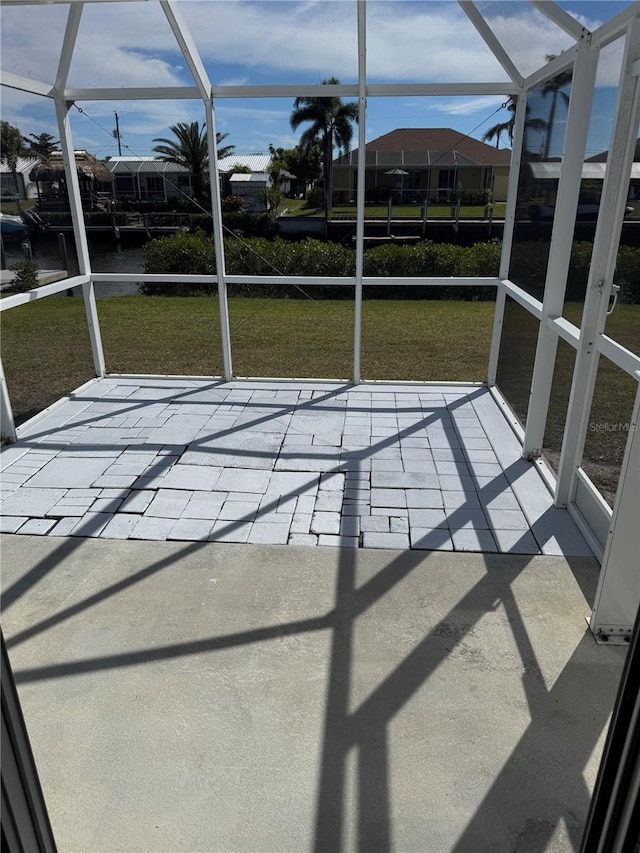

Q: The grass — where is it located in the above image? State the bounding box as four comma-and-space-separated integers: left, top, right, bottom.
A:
2, 293, 636, 505
0, 198, 37, 215
1, 296, 494, 424
496, 300, 640, 505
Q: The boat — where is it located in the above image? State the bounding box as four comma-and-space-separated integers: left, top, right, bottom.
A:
0, 212, 29, 236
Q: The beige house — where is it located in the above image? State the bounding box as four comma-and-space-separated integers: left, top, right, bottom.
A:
333, 128, 511, 204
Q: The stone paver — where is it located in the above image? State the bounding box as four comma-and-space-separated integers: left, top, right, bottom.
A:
288, 533, 318, 546
16, 518, 55, 535
97, 514, 139, 539
169, 518, 214, 541
370, 488, 406, 508
0, 378, 593, 557
214, 468, 271, 494
181, 493, 226, 520
452, 528, 498, 552
146, 489, 192, 519
25, 462, 112, 492
410, 528, 454, 550
209, 520, 252, 543
311, 512, 341, 535
314, 490, 344, 512
0, 516, 28, 533
362, 531, 410, 550
218, 501, 259, 522
158, 465, 222, 491
130, 515, 176, 540
248, 523, 291, 545
1, 488, 67, 517
318, 534, 359, 548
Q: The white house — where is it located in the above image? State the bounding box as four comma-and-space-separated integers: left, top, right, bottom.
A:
228, 172, 271, 212
0, 157, 39, 199
104, 156, 192, 202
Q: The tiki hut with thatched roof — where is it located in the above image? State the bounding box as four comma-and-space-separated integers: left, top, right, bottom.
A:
30, 150, 113, 208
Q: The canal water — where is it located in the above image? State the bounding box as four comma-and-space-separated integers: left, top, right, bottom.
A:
3, 232, 146, 296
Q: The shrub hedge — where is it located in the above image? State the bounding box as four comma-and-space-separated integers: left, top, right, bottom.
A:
141, 231, 640, 302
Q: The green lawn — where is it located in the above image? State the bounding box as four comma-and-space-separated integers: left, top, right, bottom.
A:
2, 294, 636, 506
1, 296, 494, 424
0, 198, 37, 215
496, 300, 640, 506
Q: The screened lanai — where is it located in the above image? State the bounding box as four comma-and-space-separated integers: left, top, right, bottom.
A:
2, 2, 640, 851
1, 1, 638, 643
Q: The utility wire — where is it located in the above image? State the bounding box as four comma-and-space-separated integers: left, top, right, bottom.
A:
69, 97, 513, 331
70, 103, 323, 328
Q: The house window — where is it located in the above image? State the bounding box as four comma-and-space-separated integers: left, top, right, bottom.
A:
438, 169, 455, 189
145, 176, 164, 198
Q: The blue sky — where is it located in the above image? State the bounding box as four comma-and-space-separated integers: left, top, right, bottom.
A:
0, 1, 634, 162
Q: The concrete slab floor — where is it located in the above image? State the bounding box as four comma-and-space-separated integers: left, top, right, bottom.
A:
0, 534, 626, 853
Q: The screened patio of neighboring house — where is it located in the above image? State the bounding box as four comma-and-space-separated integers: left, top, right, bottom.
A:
1, 2, 639, 852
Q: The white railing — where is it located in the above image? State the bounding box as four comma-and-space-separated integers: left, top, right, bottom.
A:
0, 271, 501, 443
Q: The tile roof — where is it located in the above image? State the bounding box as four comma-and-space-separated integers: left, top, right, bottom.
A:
335, 128, 512, 167
586, 138, 640, 163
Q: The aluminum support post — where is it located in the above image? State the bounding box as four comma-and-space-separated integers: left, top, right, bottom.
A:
556, 19, 640, 505
160, 1, 232, 380
205, 99, 233, 380
353, 0, 366, 384
0, 355, 17, 444
487, 92, 528, 386
55, 2, 83, 95
589, 373, 640, 642
55, 97, 105, 377
522, 40, 597, 459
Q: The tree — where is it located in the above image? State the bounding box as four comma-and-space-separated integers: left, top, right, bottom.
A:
216, 132, 235, 160
258, 185, 282, 219
482, 100, 516, 149
268, 142, 322, 197
290, 78, 358, 219
542, 56, 572, 159
1, 120, 27, 201
152, 122, 234, 201
23, 132, 59, 160
482, 97, 547, 156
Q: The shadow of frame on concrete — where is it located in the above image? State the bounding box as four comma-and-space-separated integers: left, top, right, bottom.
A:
1, 532, 624, 853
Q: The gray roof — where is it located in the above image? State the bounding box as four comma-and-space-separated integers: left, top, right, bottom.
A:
218, 154, 271, 173
0, 157, 39, 175
106, 157, 189, 175
229, 172, 269, 183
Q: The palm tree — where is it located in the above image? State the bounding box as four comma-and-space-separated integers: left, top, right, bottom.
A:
152, 122, 234, 200
482, 100, 517, 149
1, 120, 27, 204
216, 132, 235, 160
482, 97, 547, 157
542, 56, 572, 159
290, 77, 358, 220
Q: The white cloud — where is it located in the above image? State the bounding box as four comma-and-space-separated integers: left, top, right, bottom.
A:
0, 0, 629, 159
431, 96, 506, 116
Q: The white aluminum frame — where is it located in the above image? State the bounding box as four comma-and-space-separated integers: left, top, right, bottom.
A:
523, 38, 598, 459
1, 0, 639, 634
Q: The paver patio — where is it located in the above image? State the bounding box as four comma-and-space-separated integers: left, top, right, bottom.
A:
0, 378, 593, 556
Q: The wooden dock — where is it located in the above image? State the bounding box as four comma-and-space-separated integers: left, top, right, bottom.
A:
0, 270, 68, 291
